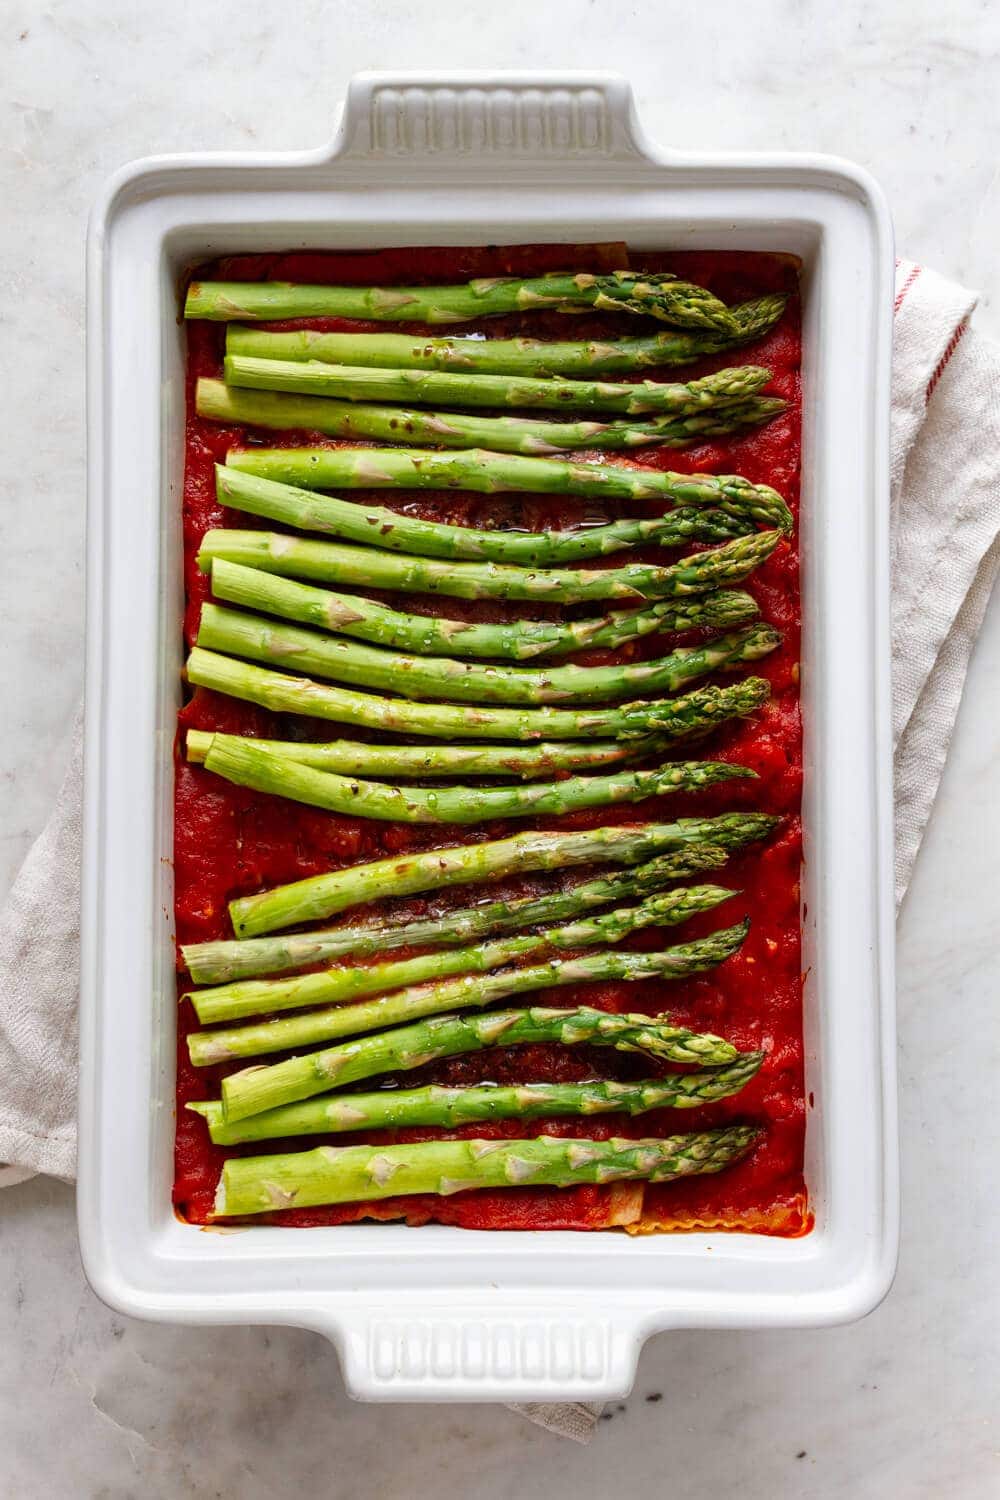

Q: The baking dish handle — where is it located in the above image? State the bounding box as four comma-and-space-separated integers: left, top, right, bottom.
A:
332, 71, 653, 163
324, 1305, 644, 1403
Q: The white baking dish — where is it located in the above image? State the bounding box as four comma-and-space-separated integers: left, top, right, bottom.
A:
80, 71, 897, 1404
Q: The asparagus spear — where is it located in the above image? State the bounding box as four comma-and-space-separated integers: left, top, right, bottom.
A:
226, 811, 778, 938
215, 466, 765, 566
182, 845, 732, 984
199, 377, 784, 456
198, 602, 780, 704
221, 356, 773, 417
191, 915, 747, 1061
197, 528, 782, 606
225, 295, 787, 373
209, 558, 761, 661
224, 446, 794, 534
198, 736, 752, 826
188, 885, 740, 1028
192, 1053, 764, 1144
185, 271, 739, 332
186, 647, 772, 745
186, 727, 670, 778
220, 1004, 745, 1121
214, 1127, 761, 1214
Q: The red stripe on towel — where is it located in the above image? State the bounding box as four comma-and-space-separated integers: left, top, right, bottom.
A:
894, 263, 923, 314
926, 318, 969, 404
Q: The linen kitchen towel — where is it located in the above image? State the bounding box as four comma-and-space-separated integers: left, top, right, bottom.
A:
1, 259, 997, 1440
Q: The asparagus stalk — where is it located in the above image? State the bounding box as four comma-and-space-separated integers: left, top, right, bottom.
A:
220, 1004, 745, 1121
226, 811, 778, 938
197, 528, 782, 606
182, 845, 732, 984
221, 356, 773, 417
188, 885, 740, 1028
198, 602, 781, 705
190, 915, 747, 1061
224, 446, 794, 534
198, 736, 752, 826
209, 558, 761, 661
185, 271, 740, 332
214, 1127, 761, 1214
186, 727, 671, 778
199, 377, 784, 456
192, 1053, 764, 1144
186, 647, 772, 745
225, 295, 787, 373
215, 465, 763, 566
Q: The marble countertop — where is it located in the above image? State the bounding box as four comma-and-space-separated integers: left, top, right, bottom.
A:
2, 2, 998, 1494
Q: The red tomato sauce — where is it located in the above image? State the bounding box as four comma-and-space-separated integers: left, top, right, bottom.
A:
173, 245, 808, 1234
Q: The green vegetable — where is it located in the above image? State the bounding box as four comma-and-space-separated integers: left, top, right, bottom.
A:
198, 735, 752, 826
191, 1053, 764, 1144
186, 646, 772, 745
221, 356, 772, 415
198, 602, 780, 704
185, 271, 740, 332
197, 527, 782, 606
185, 727, 669, 778
199, 377, 783, 456
215, 465, 769, 566
209, 558, 761, 662
213, 1127, 761, 1214
224, 295, 787, 373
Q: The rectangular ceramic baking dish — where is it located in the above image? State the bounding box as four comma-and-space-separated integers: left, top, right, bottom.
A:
79, 71, 897, 1404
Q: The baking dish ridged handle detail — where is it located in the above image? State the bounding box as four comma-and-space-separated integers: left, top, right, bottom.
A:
329, 1309, 641, 1402
334, 71, 651, 162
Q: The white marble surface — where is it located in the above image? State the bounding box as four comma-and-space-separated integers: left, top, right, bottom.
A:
2, 1, 999, 1493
